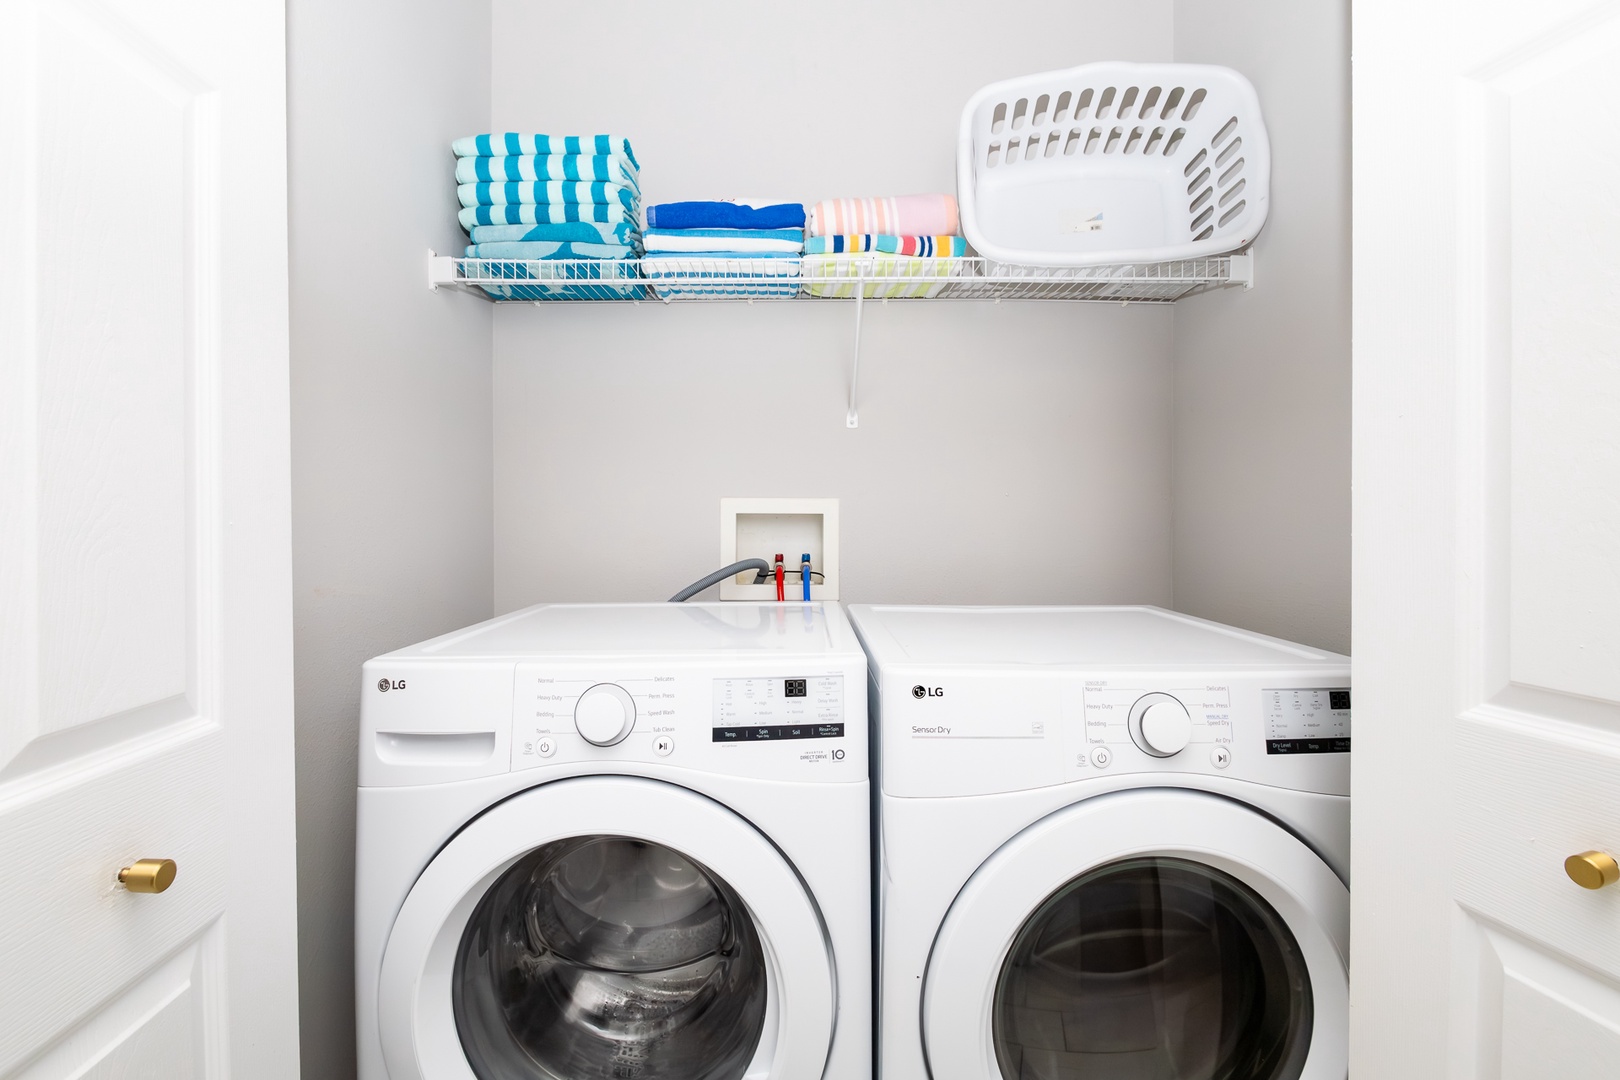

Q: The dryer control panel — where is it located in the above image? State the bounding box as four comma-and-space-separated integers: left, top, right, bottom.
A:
875, 668, 1350, 799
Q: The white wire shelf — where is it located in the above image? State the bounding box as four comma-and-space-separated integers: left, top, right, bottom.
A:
425, 249, 1253, 428
427, 253, 1252, 304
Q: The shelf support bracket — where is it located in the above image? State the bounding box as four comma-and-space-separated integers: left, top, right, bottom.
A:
427, 248, 458, 291
846, 264, 867, 428
1230, 252, 1255, 290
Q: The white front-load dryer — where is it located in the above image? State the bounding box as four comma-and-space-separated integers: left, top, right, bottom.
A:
848, 605, 1351, 1080
355, 602, 869, 1080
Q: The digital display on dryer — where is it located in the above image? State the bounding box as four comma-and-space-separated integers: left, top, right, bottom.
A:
1264, 686, 1351, 754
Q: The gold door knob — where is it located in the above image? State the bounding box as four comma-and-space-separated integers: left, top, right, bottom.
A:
1565, 851, 1619, 890
118, 859, 177, 894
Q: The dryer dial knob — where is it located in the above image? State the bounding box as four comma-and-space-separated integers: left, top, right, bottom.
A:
575, 683, 636, 746
1130, 695, 1193, 757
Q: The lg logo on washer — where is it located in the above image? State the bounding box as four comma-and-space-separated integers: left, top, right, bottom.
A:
377, 678, 406, 693
912, 684, 944, 699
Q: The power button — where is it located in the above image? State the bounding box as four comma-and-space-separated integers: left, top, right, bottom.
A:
652, 735, 675, 757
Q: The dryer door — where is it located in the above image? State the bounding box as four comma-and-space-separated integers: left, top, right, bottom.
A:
377, 776, 835, 1080
923, 790, 1348, 1080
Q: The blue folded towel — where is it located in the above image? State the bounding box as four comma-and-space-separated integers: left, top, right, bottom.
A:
463, 241, 635, 260
460, 203, 638, 229
646, 202, 806, 230
458, 181, 638, 209
469, 221, 639, 246
454, 154, 639, 190
452, 133, 639, 169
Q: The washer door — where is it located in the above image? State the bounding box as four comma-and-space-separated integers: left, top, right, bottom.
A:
378, 777, 835, 1080
923, 790, 1348, 1080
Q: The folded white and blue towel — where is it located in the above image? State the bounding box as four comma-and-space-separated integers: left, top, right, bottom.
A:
642, 228, 803, 255
464, 241, 635, 260
452, 133, 639, 168
459, 203, 637, 230
641, 252, 800, 298
469, 221, 638, 246
458, 181, 638, 209
454, 154, 640, 189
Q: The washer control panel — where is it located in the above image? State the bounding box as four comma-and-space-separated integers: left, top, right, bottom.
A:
508, 664, 860, 781
712, 676, 844, 743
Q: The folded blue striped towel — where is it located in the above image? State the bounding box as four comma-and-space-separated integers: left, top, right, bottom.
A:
643, 228, 803, 254
452, 133, 638, 168
469, 221, 639, 246
454, 154, 639, 189
458, 181, 638, 209
464, 241, 634, 260
646, 202, 806, 230
459, 203, 638, 229
468, 259, 646, 302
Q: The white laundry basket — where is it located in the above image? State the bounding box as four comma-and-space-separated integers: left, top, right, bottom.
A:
957, 62, 1270, 267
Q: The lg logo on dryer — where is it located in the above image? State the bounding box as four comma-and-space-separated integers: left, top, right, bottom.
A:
912, 685, 944, 699
377, 678, 406, 693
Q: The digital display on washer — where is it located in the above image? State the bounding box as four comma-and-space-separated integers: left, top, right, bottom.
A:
712, 675, 843, 743
1264, 687, 1351, 754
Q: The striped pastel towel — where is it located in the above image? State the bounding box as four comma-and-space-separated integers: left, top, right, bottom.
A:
454, 154, 639, 189
463, 241, 635, 260
452, 133, 638, 168
457, 181, 638, 209
804, 235, 967, 257
642, 228, 803, 254
459, 202, 638, 230
807, 194, 959, 238
802, 252, 965, 299
468, 221, 639, 246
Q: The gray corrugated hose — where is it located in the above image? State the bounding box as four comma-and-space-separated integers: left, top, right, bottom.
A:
668, 559, 773, 602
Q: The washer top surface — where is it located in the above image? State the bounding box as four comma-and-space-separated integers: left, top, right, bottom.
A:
377, 602, 860, 661
848, 604, 1347, 669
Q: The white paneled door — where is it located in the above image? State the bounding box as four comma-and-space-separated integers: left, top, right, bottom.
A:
0, 0, 298, 1076
1354, 0, 1620, 1076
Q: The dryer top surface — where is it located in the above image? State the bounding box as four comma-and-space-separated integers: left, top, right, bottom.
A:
377, 602, 862, 662
847, 605, 1347, 670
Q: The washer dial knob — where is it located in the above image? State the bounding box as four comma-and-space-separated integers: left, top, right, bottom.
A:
574, 683, 636, 746
1129, 694, 1193, 757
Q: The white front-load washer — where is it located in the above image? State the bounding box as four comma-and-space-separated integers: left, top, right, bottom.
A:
847, 605, 1350, 1080
355, 602, 869, 1080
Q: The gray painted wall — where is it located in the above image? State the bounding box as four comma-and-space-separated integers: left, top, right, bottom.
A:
490, 0, 1178, 611
1170, 1, 1353, 653
286, 2, 493, 1075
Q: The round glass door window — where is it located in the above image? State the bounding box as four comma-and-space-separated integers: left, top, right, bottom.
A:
454, 835, 768, 1080
992, 857, 1312, 1080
